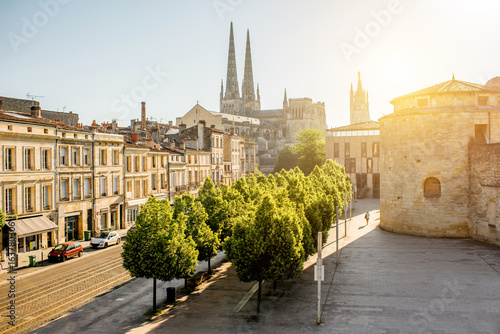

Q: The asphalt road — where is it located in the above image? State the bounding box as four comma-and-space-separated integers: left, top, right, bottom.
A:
0, 243, 124, 297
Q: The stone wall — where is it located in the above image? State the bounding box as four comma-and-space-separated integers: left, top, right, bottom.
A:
469, 143, 500, 245
0, 96, 39, 113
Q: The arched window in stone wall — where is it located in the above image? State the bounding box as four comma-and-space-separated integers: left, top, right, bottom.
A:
424, 177, 441, 198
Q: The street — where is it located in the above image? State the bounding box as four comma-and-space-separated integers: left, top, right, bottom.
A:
0, 243, 130, 334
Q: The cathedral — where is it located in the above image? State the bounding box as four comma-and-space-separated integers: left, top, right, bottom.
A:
219, 22, 326, 143
178, 23, 326, 173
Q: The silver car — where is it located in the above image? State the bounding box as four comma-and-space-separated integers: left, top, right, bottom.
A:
90, 231, 121, 248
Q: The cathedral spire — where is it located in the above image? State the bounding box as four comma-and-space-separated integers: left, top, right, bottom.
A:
220, 80, 224, 100
225, 22, 240, 99
283, 89, 288, 108
242, 29, 255, 101
357, 71, 362, 92
257, 83, 260, 102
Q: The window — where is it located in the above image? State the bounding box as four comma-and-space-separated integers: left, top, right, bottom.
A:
345, 143, 350, 158
113, 176, 118, 194
72, 148, 79, 166
424, 177, 441, 198
334, 143, 339, 158
361, 142, 367, 158
7, 125, 12, 131
135, 180, 141, 198
27, 127, 32, 133
113, 150, 119, 165
478, 96, 489, 106
143, 157, 147, 171
44, 128, 48, 134
24, 148, 34, 170
417, 98, 429, 107
83, 148, 89, 165
73, 179, 80, 199
100, 149, 107, 165
143, 180, 147, 196
84, 178, 91, 198
373, 142, 380, 157
151, 174, 156, 190
60, 147, 67, 166
5, 148, 14, 170
367, 158, 373, 173
152, 156, 156, 168
135, 156, 140, 172
475, 124, 489, 144
42, 149, 50, 169
127, 181, 132, 192
5, 188, 15, 214
24, 186, 34, 212
126, 156, 132, 172
61, 179, 68, 200
101, 177, 106, 196
43, 185, 50, 210
161, 174, 165, 189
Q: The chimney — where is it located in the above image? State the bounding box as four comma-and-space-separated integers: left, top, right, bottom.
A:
180, 139, 185, 150
30, 106, 42, 118
141, 101, 146, 129
179, 123, 186, 131
198, 120, 205, 149
112, 120, 117, 132
131, 133, 139, 142
170, 141, 175, 149
168, 120, 173, 127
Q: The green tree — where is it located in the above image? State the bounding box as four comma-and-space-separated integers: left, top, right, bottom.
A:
0, 210, 5, 228
224, 196, 304, 315
294, 128, 326, 175
122, 197, 198, 312
273, 144, 299, 173
173, 194, 219, 273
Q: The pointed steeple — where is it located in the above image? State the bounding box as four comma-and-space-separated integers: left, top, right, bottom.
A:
225, 22, 240, 99
283, 89, 288, 108
220, 79, 224, 100
242, 29, 256, 102
257, 83, 260, 102
357, 71, 362, 92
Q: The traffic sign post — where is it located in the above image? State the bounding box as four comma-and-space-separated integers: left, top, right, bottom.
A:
315, 231, 323, 325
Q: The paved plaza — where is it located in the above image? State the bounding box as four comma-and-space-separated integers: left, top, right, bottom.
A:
36, 199, 500, 334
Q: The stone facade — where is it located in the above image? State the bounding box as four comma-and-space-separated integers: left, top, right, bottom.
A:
326, 121, 380, 198
380, 76, 500, 246
469, 143, 500, 244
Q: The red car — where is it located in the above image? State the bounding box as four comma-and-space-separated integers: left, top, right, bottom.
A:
48, 242, 83, 262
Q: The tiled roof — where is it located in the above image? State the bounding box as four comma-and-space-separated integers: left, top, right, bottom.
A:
392, 78, 500, 102
327, 121, 380, 132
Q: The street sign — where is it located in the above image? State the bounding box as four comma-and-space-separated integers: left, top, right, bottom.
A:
314, 264, 324, 281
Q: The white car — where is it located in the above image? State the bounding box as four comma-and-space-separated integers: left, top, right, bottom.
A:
90, 231, 121, 248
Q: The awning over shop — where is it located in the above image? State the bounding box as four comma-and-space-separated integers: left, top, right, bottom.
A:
10, 216, 58, 237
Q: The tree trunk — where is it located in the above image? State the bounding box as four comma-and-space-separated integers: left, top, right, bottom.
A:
257, 280, 262, 315
273, 280, 277, 294
184, 278, 188, 289
153, 278, 157, 312
208, 257, 211, 274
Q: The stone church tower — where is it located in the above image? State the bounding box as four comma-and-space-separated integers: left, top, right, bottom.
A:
350, 72, 370, 124
220, 23, 260, 116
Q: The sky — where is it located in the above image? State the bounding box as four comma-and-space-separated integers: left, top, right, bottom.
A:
1, 0, 500, 128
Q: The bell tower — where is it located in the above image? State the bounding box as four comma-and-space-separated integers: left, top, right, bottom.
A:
350, 72, 370, 124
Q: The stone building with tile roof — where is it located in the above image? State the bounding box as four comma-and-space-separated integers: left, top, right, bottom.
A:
379, 76, 500, 246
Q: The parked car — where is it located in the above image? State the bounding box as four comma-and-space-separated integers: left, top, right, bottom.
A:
90, 231, 121, 248
48, 242, 83, 262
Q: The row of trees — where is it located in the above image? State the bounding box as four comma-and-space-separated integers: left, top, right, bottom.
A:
123, 159, 351, 313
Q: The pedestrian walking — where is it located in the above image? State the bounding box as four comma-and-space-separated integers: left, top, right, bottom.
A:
364, 211, 370, 225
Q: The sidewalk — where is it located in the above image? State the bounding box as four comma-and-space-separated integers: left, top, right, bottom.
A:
36, 199, 500, 334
